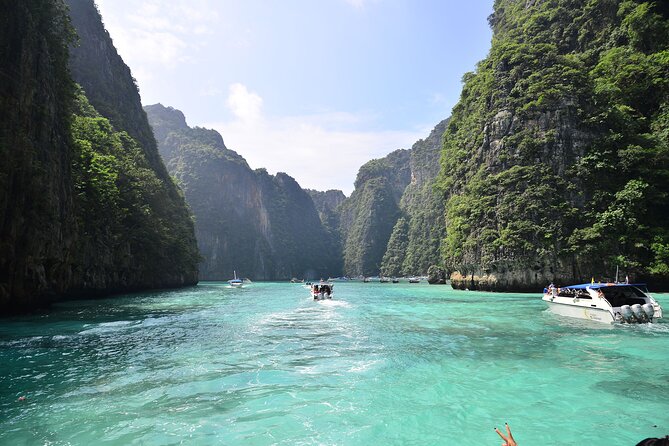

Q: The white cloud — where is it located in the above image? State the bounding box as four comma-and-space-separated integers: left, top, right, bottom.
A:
203, 83, 426, 194
95, 0, 216, 69
227, 83, 263, 123
122, 30, 188, 65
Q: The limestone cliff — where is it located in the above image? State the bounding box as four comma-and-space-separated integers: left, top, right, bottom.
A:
307, 189, 346, 276
438, 0, 669, 291
0, 0, 199, 314
0, 0, 78, 310
146, 104, 337, 280
381, 119, 449, 277
338, 150, 411, 276
66, 0, 166, 177
65, 0, 199, 291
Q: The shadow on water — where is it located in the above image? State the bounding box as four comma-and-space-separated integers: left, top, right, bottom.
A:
597, 374, 669, 403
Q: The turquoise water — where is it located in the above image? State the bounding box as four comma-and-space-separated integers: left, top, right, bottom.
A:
1, 282, 668, 445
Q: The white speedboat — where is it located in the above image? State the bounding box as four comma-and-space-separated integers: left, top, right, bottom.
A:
311, 281, 334, 300
408, 277, 420, 283
542, 282, 663, 324
228, 270, 243, 288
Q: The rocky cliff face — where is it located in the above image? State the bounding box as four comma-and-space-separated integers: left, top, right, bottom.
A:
146, 104, 337, 280
257, 171, 338, 279
335, 119, 452, 278
381, 119, 449, 277
0, 0, 78, 311
338, 150, 412, 276
307, 189, 346, 276
66, 0, 166, 177
65, 0, 199, 291
146, 104, 265, 279
438, 0, 669, 291
308, 190, 346, 216
0, 0, 199, 314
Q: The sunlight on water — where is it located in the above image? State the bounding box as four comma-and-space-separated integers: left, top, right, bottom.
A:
1, 282, 667, 445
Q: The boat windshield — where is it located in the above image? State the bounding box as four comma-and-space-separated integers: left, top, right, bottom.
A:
600, 286, 647, 307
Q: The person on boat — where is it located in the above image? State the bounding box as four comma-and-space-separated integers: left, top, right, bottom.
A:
546, 282, 557, 297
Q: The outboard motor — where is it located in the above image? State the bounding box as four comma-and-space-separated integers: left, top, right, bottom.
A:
620, 305, 634, 323
642, 303, 655, 322
631, 304, 645, 322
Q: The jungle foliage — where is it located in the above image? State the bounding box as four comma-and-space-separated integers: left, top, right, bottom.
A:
381, 120, 449, 277
71, 90, 200, 281
339, 150, 411, 276
0, 0, 199, 313
437, 0, 669, 285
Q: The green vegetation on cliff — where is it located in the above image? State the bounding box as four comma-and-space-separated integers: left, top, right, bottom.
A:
437, 0, 669, 290
307, 189, 346, 276
66, 0, 199, 289
146, 104, 338, 280
338, 120, 449, 279
339, 150, 411, 276
72, 90, 199, 286
380, 217, 410, 277
381, 120, 449, 277
0, 0, 198, 313
66, 0, 166, 175
257, 171, 337, 279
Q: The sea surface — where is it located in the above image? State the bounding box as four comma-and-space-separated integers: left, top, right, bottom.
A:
1, 282, 667, 445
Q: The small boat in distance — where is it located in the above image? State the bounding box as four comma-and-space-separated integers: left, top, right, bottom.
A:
228, 270, 243, 288
311, 281, 334, 300
543, 282, 663, 324
408, 277, 420, 283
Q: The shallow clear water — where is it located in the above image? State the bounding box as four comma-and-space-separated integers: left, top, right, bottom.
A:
1, 282, 667, 445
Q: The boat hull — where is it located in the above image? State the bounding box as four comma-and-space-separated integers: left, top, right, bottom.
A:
543, 299, 615, 323
312, 294, 332, 300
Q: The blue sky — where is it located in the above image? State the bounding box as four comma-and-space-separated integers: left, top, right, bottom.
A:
95, 0, 494, 194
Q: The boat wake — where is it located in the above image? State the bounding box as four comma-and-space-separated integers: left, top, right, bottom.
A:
316, 299, 350, 308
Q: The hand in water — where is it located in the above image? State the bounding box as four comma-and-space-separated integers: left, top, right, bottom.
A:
495, 423, 517, 446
